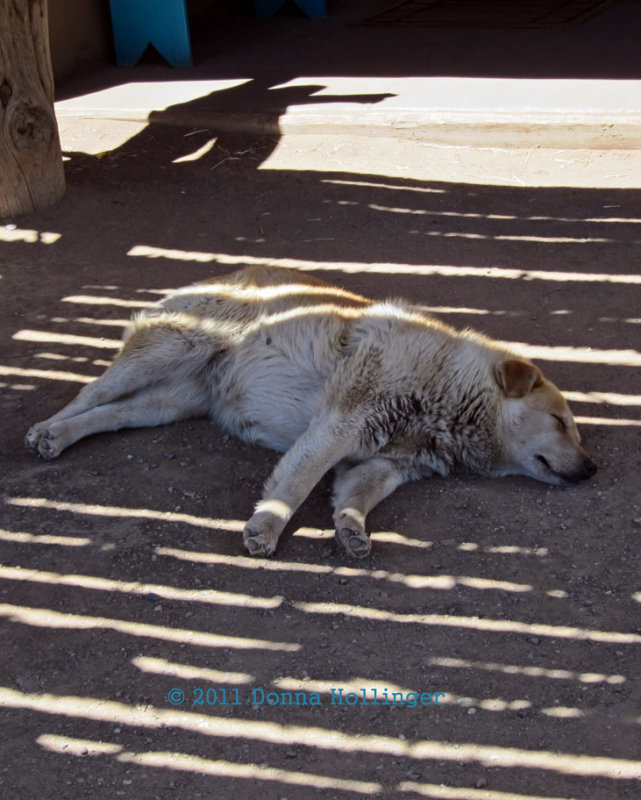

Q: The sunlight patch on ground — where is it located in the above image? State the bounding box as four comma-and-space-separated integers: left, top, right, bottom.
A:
0, 365, 94, 384
33, 353, 111, 366
38, 734, 122, 756
573, 416, 641, 426
428, 656, 626, 686
156, 546, 533, 594
5, 496, 244, 533
127, 246, 641, 286
497, 340, 641, 367
37, 734, 382, 794
0, 566, 283, 610
172, 136, 217, 163
0, 382, 35, 391
262, 134, 641, 186
0, 529, 91, 547
564, 391, 641, 407
12, 330, 122, 349
0, 226, 61, 244
49, 316, 129, 328
61, 294, 155, 308
55, 80, 252, 119
132, 656, 253, 685
292, 601, 641, 645
0, 604, 299, 651
397, 781, 588, 800
1, 687, 636, 778
55, 80, 250, 154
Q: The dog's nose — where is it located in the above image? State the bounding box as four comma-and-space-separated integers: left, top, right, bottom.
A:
583, 458, 597, 478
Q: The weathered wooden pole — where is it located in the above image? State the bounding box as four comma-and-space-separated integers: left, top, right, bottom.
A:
0, 0, 65, 217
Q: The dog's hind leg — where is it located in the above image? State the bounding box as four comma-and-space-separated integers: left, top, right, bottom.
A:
332, 457, 406, 558
26, 377, 210, 459
26, 321, 218, 457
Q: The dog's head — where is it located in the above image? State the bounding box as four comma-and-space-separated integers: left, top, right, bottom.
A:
494, 359, 597, 486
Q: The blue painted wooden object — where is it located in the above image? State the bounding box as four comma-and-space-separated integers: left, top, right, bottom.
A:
255, 0, 326, 18
109, 0, 193, 67
109, 0, 327, 69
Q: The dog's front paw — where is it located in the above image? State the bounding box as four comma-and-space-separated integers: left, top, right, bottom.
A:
243, 506, 288, 557
25, 423, 63, 459
243, 526, 279, 557
335, 527, 371, 558
26, 420, 50, 449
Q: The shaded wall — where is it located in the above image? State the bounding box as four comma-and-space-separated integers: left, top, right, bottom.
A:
47, 0, 220, 82
48, 0, 112, 81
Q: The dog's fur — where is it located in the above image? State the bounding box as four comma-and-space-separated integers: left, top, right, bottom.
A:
26, 266, 596, 557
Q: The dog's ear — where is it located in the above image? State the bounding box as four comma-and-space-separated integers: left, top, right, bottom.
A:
494, 359, 543, 398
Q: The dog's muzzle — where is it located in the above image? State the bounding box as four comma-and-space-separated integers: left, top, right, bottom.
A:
580, 458, 598, 479
566, 457, 598, 483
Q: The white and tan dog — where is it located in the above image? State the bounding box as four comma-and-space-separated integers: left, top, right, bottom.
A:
26, 266, 596, 557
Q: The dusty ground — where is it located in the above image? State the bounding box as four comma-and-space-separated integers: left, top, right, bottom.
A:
1, 112, 641, 800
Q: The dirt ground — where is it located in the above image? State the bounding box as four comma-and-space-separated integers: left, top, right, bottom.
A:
1, 106, 641, 799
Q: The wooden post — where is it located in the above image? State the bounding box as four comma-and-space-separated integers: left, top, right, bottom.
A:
0, 0, 65, 217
